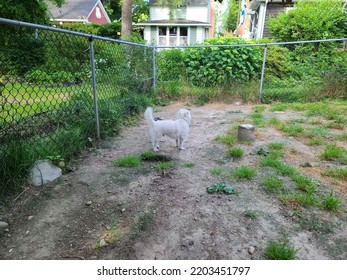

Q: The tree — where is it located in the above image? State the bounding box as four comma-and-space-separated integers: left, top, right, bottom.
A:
121, 0, 133, 39
0, 0, 65, 24
268, 0, 346, 42
223, 0, 239, 32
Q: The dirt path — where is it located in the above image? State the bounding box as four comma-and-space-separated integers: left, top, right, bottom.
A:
0, 102, 346, 260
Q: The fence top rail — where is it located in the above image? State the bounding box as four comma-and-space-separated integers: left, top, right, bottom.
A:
1, 17, 346, 50
156, 37, 347, 49
0, 17, 152, 48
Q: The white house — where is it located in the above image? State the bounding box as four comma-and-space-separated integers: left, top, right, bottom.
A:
136, 0, 219, 46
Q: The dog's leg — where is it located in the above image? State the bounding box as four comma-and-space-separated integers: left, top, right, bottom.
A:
178, 136, 185, 150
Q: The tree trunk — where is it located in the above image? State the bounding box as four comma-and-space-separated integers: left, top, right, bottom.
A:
121, 0, 133, 40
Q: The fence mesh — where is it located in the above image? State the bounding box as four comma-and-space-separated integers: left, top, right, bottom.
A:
0, 20, 154, 196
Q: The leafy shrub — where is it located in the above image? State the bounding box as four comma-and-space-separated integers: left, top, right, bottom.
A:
268, 0, 346, 43
156, 49, 186, 81
183, 36, 262, 86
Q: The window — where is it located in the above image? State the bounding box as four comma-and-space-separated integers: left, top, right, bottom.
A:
157, 27, 189, 46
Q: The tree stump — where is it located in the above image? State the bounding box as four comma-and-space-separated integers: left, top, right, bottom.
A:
237, 124, 255, 142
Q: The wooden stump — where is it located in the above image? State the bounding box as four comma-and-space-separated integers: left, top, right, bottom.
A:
237, 124, 255, 142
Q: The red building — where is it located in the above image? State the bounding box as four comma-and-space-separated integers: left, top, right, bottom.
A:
48, 0, 111, 25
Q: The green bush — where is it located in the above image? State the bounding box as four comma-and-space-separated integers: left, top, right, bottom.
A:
183, 36, 262, 86
157, 49, 186, 81
268, 0, 346, 42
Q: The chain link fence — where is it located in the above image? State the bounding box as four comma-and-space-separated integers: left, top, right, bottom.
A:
0, 18, 154, 197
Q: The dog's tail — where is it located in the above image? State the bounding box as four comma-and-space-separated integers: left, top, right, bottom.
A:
144, 107, 155, 126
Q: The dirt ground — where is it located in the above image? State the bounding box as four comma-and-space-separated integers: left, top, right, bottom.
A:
0, 102, 346, 260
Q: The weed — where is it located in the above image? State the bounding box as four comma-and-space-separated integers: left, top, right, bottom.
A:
268, 142, 285, 151
211, 167, 224, 176
292, 175, 316, 194
322, 168, 347, 180
215, 134, 237, 146
156, 161, 173, 171
322, 191, 342, 212
268, 117, 282, 128
253, 105, 266, 113
260, 156, 296, 176
295, 214, 337, 234
183, 162, 195, 168
281, 123, 304, 136
130, 211, 154, 240
336, 133, 347, 141
320, 144, 346, 161
262, 175, 283, 192
270, 103, 290, 112
243, 210, 258, 219
307, 138, 324, 146
113, 155, 141, 167
280, 192, 317, 208
232, 166, 257, 180
228, 147, 244, 159
264, 240, 299, 260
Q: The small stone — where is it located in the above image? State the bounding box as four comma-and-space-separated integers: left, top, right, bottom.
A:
27, 216, 33, 221
248, 246, 256, 255
99, 239, 107, 247
0, 221, 9, 229
86, 201, 92, 206
121, 208, 126, 213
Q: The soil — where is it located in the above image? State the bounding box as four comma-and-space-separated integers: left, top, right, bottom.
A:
0, 102, 346, 260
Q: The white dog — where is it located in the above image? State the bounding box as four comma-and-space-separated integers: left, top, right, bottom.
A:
144, 107, 191, 151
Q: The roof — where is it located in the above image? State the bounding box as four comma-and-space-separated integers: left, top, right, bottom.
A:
47, 0, 106, 21
149, 0, 210, 6
136, 19, 211, 27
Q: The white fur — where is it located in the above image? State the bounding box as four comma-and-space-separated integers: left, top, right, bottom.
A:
144, 107, 191, 151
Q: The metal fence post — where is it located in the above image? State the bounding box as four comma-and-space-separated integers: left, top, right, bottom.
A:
259, 45, 268, 102
89, 36, 100, 140
152, 46, 157, 91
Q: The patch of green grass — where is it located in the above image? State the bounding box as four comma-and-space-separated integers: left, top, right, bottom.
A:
280, 192, 317, 208
321, 191, 342, 212
182, 162, 195, 168
211, 167, 224, 176
268, 117, 282, 129
260, 157, 296, 176
227, 147, 244, 159
307, 138, 324, 146
320, 144, 346, 161
322, 168, 347, 181
295, 214, 337, 234
264, 240, 299, 260
303, 127, 329, 139
156, 161, 173, 172
262, 175, 283, 192
281, 123, 304, 136
232, 166, 257, 180
253, 105, 266, 113
215, 134, 237, 146
249, 112, 265, 126
336, 133, 347, 141
243, 210, 258, 219
268, 142, 285, 151
270, 103, 290, 112
113, 155, 141, 167
292, 175, 316, 194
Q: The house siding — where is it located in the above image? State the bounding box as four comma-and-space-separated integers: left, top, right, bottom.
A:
87, 3, 110, 24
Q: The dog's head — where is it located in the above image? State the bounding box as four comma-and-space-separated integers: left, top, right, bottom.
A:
177, 108, 191, 124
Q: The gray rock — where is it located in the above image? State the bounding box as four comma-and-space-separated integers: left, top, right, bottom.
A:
99, 239, 107, 247
29, 160, 62, 186
0, 221, 9, 229
248, 246, 256, 255
86, 201, 92, 206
